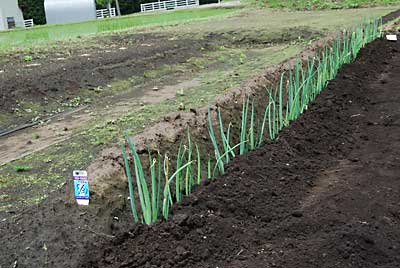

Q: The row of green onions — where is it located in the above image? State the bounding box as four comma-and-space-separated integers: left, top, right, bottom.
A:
121, 17, 383, 225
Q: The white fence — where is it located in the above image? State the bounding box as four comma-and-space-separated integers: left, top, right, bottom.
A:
141, 0, 199, 13
24, 19, 34, 28
96, 8, 116, 19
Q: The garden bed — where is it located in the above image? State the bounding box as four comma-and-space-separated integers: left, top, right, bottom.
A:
80, 34, 400, 267
1, 6, 397, 221
1, 10, 400, 268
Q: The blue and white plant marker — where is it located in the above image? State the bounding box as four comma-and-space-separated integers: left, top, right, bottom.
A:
73, 170, 89, 206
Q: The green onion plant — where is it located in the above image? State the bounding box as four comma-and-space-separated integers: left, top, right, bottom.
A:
121, 17, 383, 224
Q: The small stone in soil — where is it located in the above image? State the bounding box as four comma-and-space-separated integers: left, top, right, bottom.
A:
172, 214, 188, 225
292, 211, 303, 217
176, 246, 186, 255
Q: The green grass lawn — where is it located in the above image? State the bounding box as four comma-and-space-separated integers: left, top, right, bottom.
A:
0, 6, 241, 50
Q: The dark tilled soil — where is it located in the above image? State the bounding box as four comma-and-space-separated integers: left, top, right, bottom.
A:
0, 27, 321, 131
0, 33, 209, 112
77, 39, 400, 267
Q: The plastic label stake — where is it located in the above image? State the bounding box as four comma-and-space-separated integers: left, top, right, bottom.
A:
73, 170, 90, 205
386, 35, 397, 41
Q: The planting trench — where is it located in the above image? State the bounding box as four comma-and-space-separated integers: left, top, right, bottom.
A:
79, 34, 400, 267
1, 14, 400, 268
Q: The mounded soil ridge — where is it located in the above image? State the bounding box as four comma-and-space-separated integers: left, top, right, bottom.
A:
86, 33, 338, 199
80, 37, 400, 266
1, 10, 400, 268
87, 9, 400, 202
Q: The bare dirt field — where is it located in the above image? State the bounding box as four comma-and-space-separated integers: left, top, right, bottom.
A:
0, 6, 400, 268
2, 7, 396, 217
2, 23, 400, 268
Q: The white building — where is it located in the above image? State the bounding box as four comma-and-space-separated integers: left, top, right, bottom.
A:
0, 0, 25, 31
44, 0, 96, 25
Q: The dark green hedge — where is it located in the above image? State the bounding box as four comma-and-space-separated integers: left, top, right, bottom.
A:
18, 0, 46, 25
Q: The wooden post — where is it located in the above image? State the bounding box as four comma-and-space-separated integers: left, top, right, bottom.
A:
107, 2, 111, 17
115, 0, 121, 16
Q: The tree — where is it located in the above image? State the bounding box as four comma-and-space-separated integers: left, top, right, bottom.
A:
96, 0, 121, 16
18, 0, 46, 24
